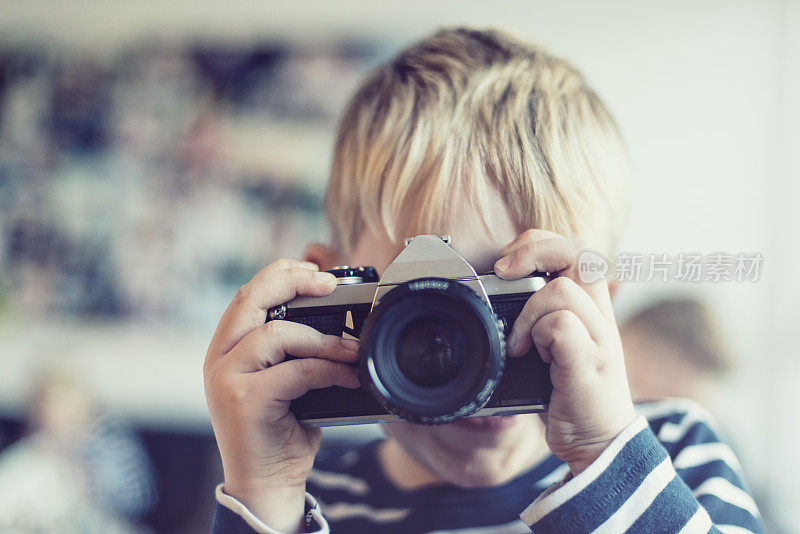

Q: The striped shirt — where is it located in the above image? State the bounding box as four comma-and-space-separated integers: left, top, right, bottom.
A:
213, 399, 764, 533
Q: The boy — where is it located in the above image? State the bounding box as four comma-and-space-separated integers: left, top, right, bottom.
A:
204, 28, 763, 533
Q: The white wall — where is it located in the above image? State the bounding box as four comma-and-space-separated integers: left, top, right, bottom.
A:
3, 0, 798, 529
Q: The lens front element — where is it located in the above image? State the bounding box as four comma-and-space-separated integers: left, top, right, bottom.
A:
397, 317, 465, 387
359, 278, 505, 424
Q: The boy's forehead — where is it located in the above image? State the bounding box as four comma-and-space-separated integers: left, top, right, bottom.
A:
350, 230, 511, 276
413, 189, 518, 271
448, 226, 515, 274
350, 194, 518, 275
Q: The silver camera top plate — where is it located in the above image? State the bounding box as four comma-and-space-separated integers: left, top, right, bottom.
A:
279, 235, 546, 312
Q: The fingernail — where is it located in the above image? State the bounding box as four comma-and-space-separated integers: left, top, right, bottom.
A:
495, 255, 512, 272
341, 338, 359, 351
506, 331, 517, 352
315, 271, 336, 284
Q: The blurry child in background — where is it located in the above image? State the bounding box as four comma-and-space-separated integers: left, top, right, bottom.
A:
0, 370, 157, 533
621, 297, 731, 404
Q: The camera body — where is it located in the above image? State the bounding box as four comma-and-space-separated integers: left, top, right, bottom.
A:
267, 235, 551, 426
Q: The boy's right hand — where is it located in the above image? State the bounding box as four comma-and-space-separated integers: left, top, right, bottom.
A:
204, 259, 361, 532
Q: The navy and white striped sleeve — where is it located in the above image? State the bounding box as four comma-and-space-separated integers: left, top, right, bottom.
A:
212, 484, 329, 534
520, 409, 764, 533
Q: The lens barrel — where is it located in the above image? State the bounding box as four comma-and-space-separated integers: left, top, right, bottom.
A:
358, 278, 505, 424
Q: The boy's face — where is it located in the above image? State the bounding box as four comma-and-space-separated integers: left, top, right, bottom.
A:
344, 192, 549, 487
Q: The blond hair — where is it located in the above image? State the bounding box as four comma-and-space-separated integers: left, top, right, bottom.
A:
326, 28, 631, 256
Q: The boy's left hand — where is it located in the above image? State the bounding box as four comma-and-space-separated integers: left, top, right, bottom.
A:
494, 229, 636, 476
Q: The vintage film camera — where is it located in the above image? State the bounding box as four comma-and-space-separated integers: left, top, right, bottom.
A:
267, 235, 551, 426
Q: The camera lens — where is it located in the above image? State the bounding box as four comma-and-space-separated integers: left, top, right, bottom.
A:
396, 317, 465, 387
359, 279, 505, 424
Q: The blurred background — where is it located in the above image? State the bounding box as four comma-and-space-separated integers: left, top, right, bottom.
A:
0, 1, 797, 532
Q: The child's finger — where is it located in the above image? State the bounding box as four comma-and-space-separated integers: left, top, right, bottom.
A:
506, 276, 606, 357
530, 309, 596, 374
208, 266, 336, 360
255, 358, 361, 405
225, 320, 359, 373
495, 239, 581, 277
499, 228, 563, 257
494, 238, 615, 320
260, 258, 320, 275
